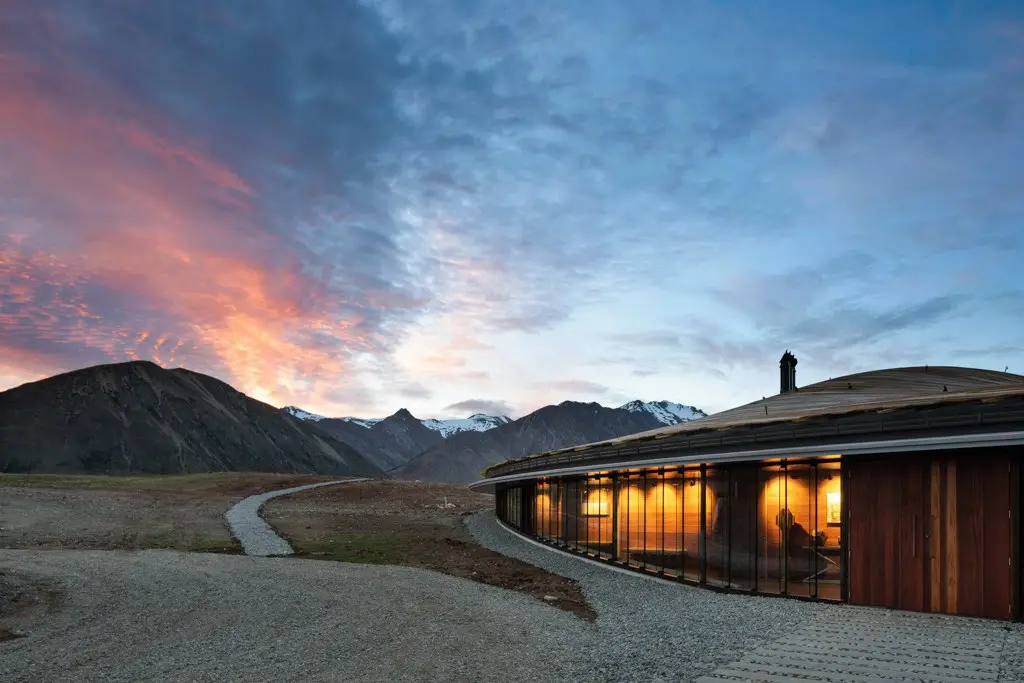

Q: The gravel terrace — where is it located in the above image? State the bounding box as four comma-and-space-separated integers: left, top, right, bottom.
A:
465, 510, 1024, 683
0, 548, 596, 683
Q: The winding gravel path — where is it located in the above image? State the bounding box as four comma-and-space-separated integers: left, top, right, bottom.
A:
224, 478, 369, 556
465, 510, 1024, 683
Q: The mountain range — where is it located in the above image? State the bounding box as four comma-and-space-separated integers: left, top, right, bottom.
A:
283, 406, 512, 438
0, 361, 706, 482
286, 399, 708, 483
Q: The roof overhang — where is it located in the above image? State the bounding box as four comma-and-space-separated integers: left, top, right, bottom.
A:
483, 395, 1024, 479
468, 429, 1024, 493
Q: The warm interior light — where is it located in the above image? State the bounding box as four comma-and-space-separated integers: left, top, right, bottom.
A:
585, 489, 611, 516
761, 474, 811, 546
826, 490, 841, 525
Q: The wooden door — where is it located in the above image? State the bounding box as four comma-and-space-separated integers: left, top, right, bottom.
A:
850, 450, 1017, 620
897, 458, 930, 611
847, 457, 930, 610
944, 453, 1014, 619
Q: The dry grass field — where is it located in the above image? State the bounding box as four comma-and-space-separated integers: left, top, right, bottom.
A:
0, 473, 341, 554
0, 473, 593, 621
264, 479, 595, 619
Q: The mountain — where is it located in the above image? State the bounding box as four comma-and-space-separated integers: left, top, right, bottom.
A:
619, 400, 707, 424
339, 416, 382, 429
313, 408, 444, 471
283, 406, 326, 422
421, 413, 513, 437
286, 406, 511, 437
284, 406, 512, 471
0, 361, 383, 477
392, 399, 706, 484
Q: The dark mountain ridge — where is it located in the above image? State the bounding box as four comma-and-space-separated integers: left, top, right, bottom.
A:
0, 361, 382, 477
314, 407, 444, 471
392, 399, 706, 484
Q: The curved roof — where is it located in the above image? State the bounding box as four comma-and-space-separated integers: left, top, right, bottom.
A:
486, 365, 1024, 475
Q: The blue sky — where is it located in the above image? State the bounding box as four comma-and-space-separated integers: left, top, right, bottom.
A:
2, 0, 1022, 417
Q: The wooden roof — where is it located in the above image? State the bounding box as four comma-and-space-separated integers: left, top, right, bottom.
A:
494, 366, 1024, 470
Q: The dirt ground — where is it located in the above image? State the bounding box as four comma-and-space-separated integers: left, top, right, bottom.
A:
0, 473, 341, 553
0, 567, 60, 643
264, 479, 596, 620
0, 474, 595, 621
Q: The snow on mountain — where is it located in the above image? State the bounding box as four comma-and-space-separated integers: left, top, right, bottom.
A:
618, 400, 707, 425
283, 406, 509, 437
421, 413, 513, 438
283, 406, 326, 422
339, 416, 383, 429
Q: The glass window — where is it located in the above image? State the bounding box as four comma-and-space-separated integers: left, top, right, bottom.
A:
583, 475, 614, 559
729, 466, 758, 591
576, 478, 588, 552
705, 467, 729, 587
758, 466, 786, 594
506, 459, 843, 603
616, 473, 646, 568
561, 479, 578, 549
648, 470, 683, 576
814, 461, 843, 600
524, 486, 535, 535
642, 471, 660, 571
681, 468, 702, 581
557, 480, 569, 546
784, 464, 816, 598
535, 481, 562, 541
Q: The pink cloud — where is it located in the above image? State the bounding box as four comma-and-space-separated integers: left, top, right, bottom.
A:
0, 55, 395, 412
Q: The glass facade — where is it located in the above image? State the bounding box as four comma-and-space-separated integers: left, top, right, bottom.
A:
496, 458, 845, 601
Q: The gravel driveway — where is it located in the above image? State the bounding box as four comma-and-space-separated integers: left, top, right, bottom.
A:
0, 549, 596, 682
465, 511, 830, 681
465, 510, 1024, 683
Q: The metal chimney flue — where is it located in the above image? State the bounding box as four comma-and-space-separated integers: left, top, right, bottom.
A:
780, 350, 798, 393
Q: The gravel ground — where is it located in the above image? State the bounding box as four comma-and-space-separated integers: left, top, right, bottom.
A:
466, 511, 1024, 683
0, 548, 596, 682
224, 479, 368, 556
466, 511, 837, 682
1001, 627, 1024, 683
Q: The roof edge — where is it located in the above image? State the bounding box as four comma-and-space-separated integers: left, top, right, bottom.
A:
469, 429, 1024, 493
484, 391, 1024, 477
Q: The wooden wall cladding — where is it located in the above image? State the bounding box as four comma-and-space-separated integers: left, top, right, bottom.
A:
848, 448, 1018, 620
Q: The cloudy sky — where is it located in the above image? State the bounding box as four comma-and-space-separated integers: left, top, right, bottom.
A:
2, 1, 1022, 419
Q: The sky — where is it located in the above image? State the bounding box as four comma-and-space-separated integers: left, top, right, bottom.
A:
2, 1, 1023, 419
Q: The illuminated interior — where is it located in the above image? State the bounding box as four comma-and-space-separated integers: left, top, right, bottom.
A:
584, 482, 613, 546
534, 482, 562, 539
498, 458, 845, 600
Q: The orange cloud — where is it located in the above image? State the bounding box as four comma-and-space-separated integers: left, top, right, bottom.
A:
0, 56, 398, 413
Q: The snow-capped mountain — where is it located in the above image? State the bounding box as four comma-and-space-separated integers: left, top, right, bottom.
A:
283, 406, 509, 438
421, 413, 513, 438
283, 406, 326, 422
618, 400, 707, 425
396, 399, 709, 484
339, 416, 383, 429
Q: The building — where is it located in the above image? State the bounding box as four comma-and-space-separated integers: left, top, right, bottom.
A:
470, 353, 1024, 621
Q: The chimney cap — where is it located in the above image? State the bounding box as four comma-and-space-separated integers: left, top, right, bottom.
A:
779, 350, 798, 393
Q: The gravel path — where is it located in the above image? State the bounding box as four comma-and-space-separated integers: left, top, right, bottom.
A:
465, 511, 1024, 683
0, 549, 596, 682
465, 510, 832, 681
224, 478, 369, 556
